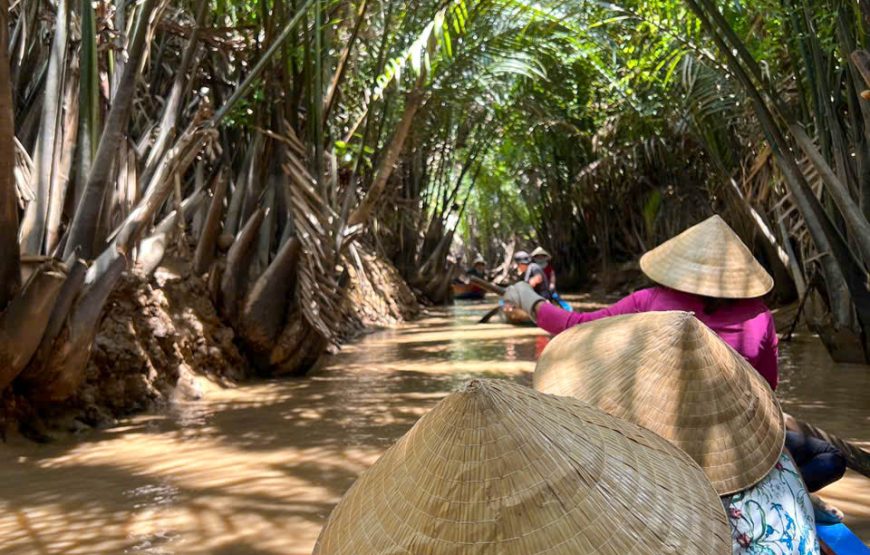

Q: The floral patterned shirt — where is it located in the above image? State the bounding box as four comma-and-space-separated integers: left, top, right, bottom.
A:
723, 450, 819, 554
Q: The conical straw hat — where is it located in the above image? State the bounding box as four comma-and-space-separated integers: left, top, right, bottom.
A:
639, 214, 774, 298
314, 379, 730, 555
533, 311, 785, 495
531, 246, 551, 259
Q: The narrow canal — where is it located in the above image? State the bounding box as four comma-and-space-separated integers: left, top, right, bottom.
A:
1, 296, 867, 554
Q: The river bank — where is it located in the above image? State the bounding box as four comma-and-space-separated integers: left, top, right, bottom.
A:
0, 295, 867, 554
4, 251, 420, 440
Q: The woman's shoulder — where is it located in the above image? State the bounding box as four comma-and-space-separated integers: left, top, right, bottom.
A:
724, 451, 819, 554
641, 286, 697, 307
734, 297, 774, 320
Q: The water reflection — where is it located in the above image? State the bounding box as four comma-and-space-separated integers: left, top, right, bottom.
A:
0, 295, 866, 554
777, 332, 870, 539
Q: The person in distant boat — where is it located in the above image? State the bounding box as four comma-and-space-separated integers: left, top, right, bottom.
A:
467, 255, 486, 279
531, 247, 556, 294
504, 214, 847, 516
513, 251, 551, 299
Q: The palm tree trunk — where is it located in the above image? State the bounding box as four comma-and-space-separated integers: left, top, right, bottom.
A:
136, 189, 207, 275
322, 0, 368, 123
193, 173, 228, 275
141, 0, 208, 186
24, 256, 126, 404
790, 125, 870, 265
76, 0, 100, 211
64, 0, 158, 259
0, 263, 66, 391
16, 259, 87, 392
19, 0, 69, 255
45, 65, 80, 254
209, 0, 316, 126
850, 49, 870, 219
239, 236, 301, 360
0, 0, 20, 308
684, 0, 855, 326
347, 87, 425, 227
219, 208, 265, 322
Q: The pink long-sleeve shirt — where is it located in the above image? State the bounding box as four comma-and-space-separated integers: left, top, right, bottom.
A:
536, 287, 779, 390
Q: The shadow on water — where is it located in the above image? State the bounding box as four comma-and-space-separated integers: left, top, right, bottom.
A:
0, 297, 867, 553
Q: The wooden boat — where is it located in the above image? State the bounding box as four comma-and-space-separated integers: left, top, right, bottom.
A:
818, 523, 870, 554
452, 281, 487, 300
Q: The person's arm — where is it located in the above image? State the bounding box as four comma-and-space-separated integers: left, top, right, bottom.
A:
524, 264, 544, 289
535, 289, 654, 335
549, 271, 557, 292
756, 313, 779, 391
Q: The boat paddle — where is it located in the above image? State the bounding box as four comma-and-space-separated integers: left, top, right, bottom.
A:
788, 414, 870, 480
466, 277, 507, 324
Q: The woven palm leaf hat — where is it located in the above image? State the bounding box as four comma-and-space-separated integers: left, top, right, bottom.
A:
314, 379, 730, 555
533, 311, 785, 496
639, 214, 774, 298
531, 246, 552, 259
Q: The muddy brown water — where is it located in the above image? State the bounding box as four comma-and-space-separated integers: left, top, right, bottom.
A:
1, 295, 868, 554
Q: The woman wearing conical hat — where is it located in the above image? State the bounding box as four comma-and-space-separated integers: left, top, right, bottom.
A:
534, 311, 819, 555
467, 254, 487, 278
505, 215, 779, 387
531, 246, 557, 293
504, 215, 847, 504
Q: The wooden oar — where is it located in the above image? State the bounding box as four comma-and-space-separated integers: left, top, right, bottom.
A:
468, 276, 505, 295
478, 306, 501, 324
467, 277, 507, 324
788, 415, 870, 479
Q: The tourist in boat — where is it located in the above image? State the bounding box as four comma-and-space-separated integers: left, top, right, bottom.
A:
785, 426, 848, 515
532, 246, 572, 311
506, 214, 847, 512
513, 250, 551, 299
315, 379, 732, 554
467, 254, 486, 279
531, 246, 556, 294
507, 215, 780, 387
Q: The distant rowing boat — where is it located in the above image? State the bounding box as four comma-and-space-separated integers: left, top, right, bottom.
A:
452, 282, 486, 300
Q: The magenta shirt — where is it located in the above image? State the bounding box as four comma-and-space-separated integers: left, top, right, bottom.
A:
536, 287, 779, 390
